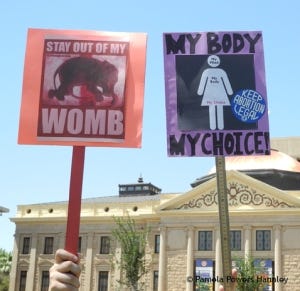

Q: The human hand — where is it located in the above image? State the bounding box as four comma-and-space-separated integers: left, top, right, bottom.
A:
49, 249, 81, 291
219, 269, 238, 291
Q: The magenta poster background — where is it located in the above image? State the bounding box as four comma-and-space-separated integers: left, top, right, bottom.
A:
163, 31, 270, 157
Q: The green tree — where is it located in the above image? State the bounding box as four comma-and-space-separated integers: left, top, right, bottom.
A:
195, 280, 210, 291
234, 256, 268, 291
0, 248, 12, 291
111, 215, 150, 291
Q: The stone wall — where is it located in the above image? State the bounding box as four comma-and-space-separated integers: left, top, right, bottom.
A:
282, 253, 300, 290
166, 251, 187, 291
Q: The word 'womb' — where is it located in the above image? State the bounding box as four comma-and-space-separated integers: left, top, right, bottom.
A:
40, 108, 124, 137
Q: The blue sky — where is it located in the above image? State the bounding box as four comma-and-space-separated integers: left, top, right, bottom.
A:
1, 1, 299, 251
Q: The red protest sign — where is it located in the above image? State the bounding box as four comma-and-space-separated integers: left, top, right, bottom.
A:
18, 28, 147, 255
19, 28, 147, 148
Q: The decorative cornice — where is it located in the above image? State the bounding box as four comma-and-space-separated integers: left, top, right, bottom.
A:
38, 257, 54, 265
177, 182, 295, 209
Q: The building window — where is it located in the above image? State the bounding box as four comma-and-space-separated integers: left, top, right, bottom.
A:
198, 231, 213, 251
100, 236, 110, 254
153, 270, 159, 291
41, 271, 49, 291
98, 271, 109, 291
154, 235, 160, 253
43, 237, 54, 254
256, 230, 271, 251
19, 270, 27, 291
230, 230, 241, 251
22, 237, 31, 254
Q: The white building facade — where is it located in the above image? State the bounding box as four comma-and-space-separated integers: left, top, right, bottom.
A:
9, 147, 300, 291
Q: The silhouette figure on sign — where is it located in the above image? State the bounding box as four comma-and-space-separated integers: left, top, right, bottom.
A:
197, 55, 233, 130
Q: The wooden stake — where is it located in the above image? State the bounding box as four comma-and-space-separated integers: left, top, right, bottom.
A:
65, 146, 85, 255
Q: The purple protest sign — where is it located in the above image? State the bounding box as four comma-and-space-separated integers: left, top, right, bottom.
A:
163, 31, 270, 157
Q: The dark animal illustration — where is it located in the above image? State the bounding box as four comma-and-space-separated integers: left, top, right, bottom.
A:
48, 57, 118, 105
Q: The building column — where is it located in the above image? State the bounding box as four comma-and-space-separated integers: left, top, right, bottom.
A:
84, 232, 94, 291
9, 233, 19, 291
58, 232, 65, 247
25, 234, 37, 291
158, 226, 166, 291
215, 228, 222, 291
244, 225, 251, 259
113, 241, 122, 289
186, 226, 194, 291
274, 225, 282, 291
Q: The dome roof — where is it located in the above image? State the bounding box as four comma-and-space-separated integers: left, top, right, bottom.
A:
209, 149, 300, 174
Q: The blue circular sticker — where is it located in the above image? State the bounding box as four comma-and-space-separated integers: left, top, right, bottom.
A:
231, 89, 266, 123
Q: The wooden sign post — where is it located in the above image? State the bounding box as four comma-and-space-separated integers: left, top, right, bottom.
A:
215, 156, 232, 290
65, 146, 85, 254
